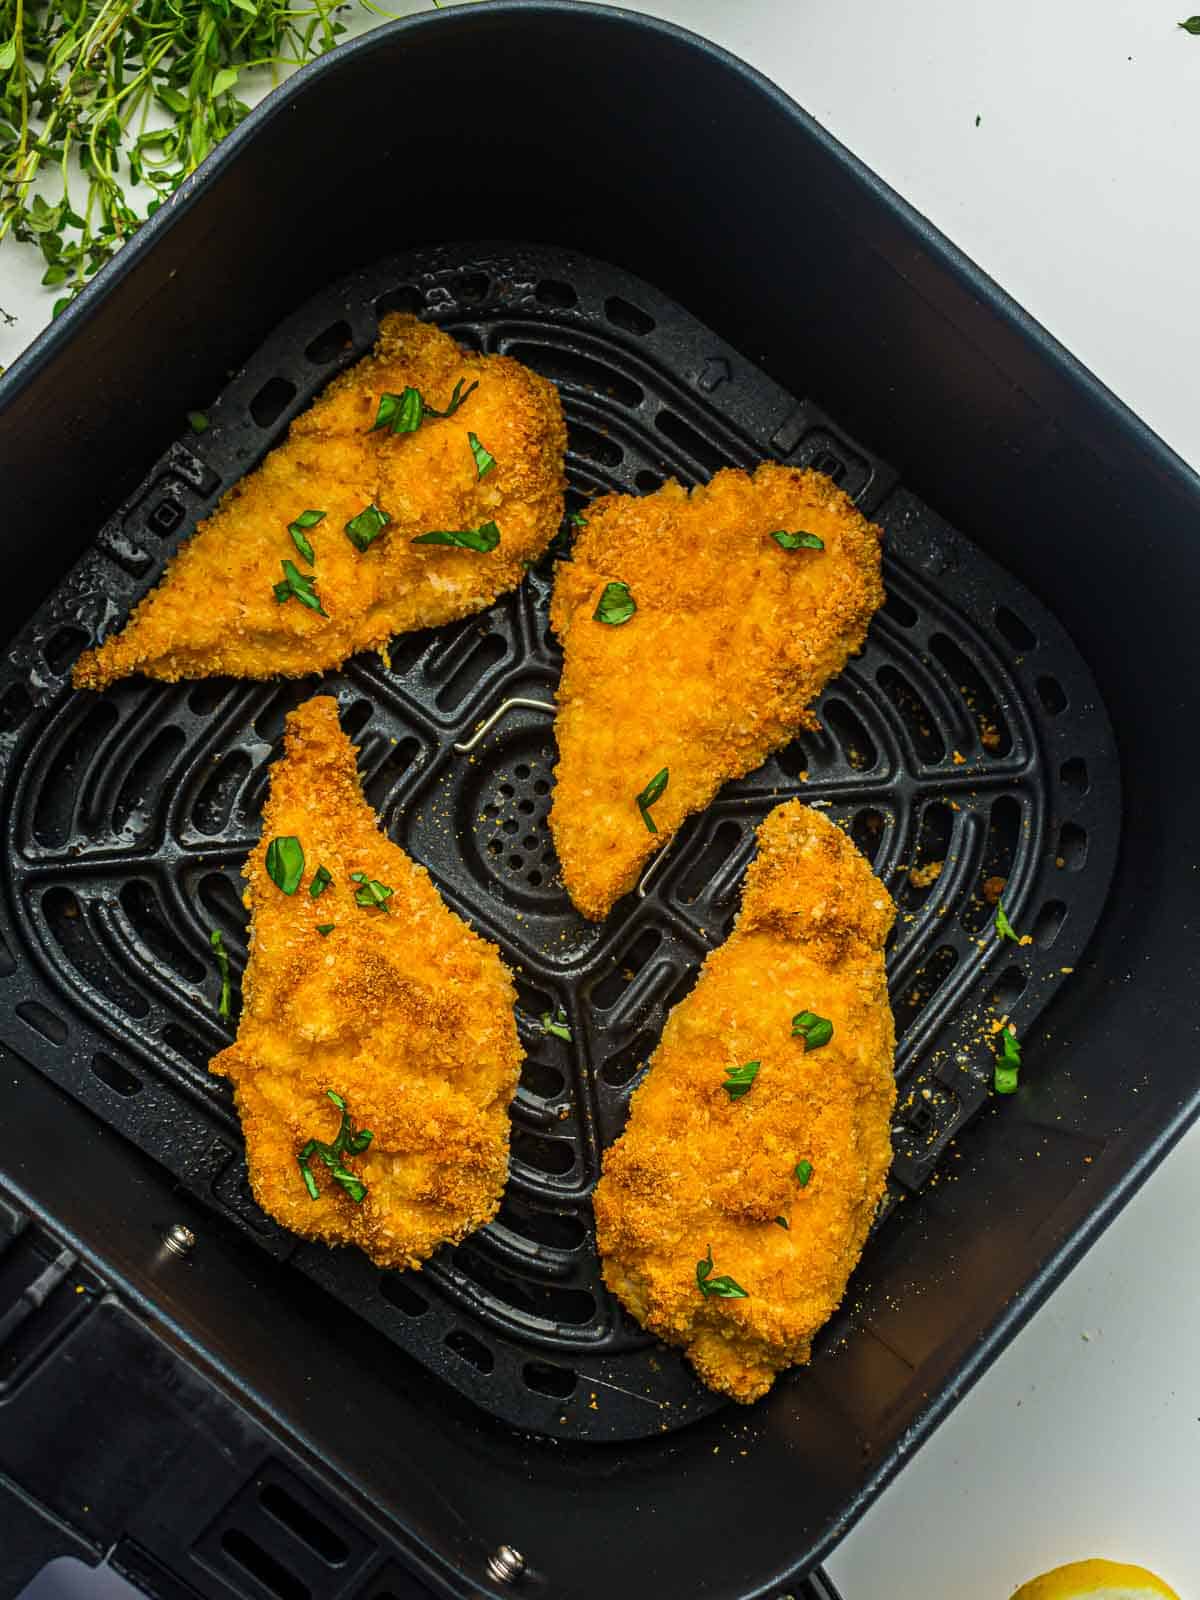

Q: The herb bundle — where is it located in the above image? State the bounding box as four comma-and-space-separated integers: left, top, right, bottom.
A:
0, 1, 408, 316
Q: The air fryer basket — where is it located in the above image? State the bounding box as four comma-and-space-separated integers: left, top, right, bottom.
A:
1, 7, 1198, 1599
0, 242, 1119, 1445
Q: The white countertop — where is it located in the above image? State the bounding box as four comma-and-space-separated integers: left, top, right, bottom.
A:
3, 4, 1198, 1596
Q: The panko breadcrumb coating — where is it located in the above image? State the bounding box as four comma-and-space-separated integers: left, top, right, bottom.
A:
210, 695, 522, 1269
593, 802, 896, 1403
74, 315, 566, 688
549, 464, 884, 920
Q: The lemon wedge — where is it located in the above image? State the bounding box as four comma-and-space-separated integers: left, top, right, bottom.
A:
1010, 1559, 1181, 1600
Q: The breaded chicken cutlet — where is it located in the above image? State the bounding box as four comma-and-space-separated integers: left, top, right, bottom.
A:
74, 315, 566, 689
593, 802, 896, 1403
210, 695, 522, 1269
549, 464, 884, 920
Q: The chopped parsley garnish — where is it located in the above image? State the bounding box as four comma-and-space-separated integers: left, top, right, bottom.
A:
316, 924, 335, 937
349, 870, 394, 911
593, 581, 636, 626
423, 377, 478, 418
345, 503, 391, 552
792, 1011, 834, 1051
1179, 16, 1200, 32
771, 529, 825, 551
994, 1027, 1022, 1095
288, 508, 326, 564
723, 1060, 760, 1101
995, 898, 1021, 943
570, 511, 587, 527
273, 559, 327, 616
371, 378, 477, 436
411, 521, 500, 553
696, 1244, 748, 1300
372, 387, 425, 435
774, 1215, 789, 1230
210, 929, 231, 1019
635, 767, 668, 833
468, 431, 495, 479
542, 1006, 572, 1042
297, 1088, 373, 1204
265, 836, 305, 895
795, 1159, 814, 1187
187, 410, 209, 434
309, 864, 333, 899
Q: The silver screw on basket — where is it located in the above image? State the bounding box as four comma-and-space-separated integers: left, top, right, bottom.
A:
161, 1223, 196, 1258
485, 1545, 526, 1584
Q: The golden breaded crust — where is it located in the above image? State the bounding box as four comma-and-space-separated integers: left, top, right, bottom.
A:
74, 315, 566, 688
593, 801, 896, 1403
548, 464, 884, 920
210, 695, 522, 1269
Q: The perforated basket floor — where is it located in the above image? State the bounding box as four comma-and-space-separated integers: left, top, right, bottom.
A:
0, 244, 1120, 1442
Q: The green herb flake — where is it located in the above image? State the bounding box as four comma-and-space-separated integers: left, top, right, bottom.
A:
994, 1026, 1022, 1095
792, 1011, 834, 1051
345, 503, 391, 553
372, 387, 425, 435
422, 377, 478, 419
349, 870, 394, 912
635, 767, 669, 833
541, 1006, 572, 1042
570, 511, 587, 527
273, 559, 327, 616
210, 928, 231, 1019
995, 898, 1022, 943
411, 521, 501, 553
315, 923, 335, 937
288, 508, 326, 565
723, 1060, 761, 1102
1179, 16, 1200, 33
265, 835, 305, 896
774, 1215, 789, 1230
795, 1159, 814, 1187
468, 431, 495, 479
297, 1088, 374, 1204
593, 580, 637, 626
309, 864, 333, 899
771, 529, 825, 551
187, 410, 209, 434
695, 1244, 749, 1300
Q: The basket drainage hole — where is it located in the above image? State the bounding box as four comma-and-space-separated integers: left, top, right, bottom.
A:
882, 589, 918, 628
995, 605, 1037, 652
1059, 757, 1089, 794
523, 1361, 577, 1398
527, 870, 543, 887
605, 295, 655, 335
259, 1483, 350, 1565
379, 1273, 428, 1316
533, 778, 550, 796
249, 376, 297, 429
16, 1000, 67, 1045
501, 819, 518, 835
304, 320, 352, 365
452, 271, 489, 304
1033, 900, 1068, 948
92, 1052, 141, 1097
508, 855, 524, 870
1036, 675, 1068, 716
445, 1328, 494, 1373
376, 284, 423, 318
499, 783, 515, 798
536, 278, 578, 309
992, 964, 1027, 1010
147, 498, 184, 536
1057, 820, 1088, 870
514, 763, 531, 780
220, 1530, 309, 1600
42, 625, 89, 676
517, 799, 534, 815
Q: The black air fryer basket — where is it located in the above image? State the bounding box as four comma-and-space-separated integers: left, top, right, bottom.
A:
2, 7, 1199, 1599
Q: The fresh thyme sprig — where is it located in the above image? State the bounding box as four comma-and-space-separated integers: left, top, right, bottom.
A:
0, 1, 410, 316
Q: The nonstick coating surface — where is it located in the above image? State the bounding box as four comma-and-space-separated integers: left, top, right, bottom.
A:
0, 244, 1120, 1441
